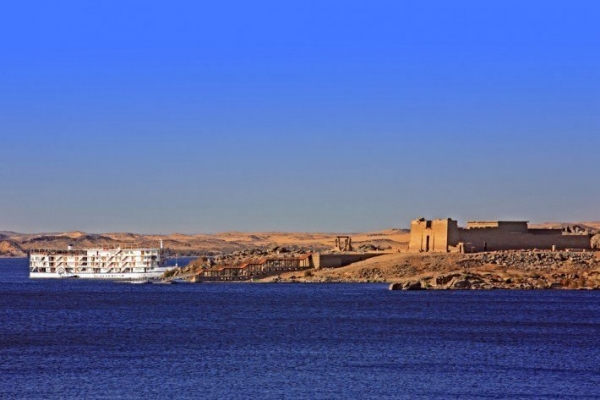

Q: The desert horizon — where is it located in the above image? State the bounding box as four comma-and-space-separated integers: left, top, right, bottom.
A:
3, 220, 600, 257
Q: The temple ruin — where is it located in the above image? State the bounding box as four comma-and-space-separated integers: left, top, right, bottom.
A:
335, 236, 352, 251
409, 218, 592, 253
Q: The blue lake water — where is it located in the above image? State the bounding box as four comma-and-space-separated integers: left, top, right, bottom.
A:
1, 257, 600, 399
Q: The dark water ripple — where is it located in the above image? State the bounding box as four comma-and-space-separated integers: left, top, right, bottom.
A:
1, 258, 600, 399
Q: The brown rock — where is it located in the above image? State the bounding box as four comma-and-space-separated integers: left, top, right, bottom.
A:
402, 281, 423, 290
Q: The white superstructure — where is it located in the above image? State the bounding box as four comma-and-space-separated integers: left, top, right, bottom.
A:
29, 247, 172, 280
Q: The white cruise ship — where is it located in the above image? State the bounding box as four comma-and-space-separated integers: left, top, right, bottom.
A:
29, 245, 173, 280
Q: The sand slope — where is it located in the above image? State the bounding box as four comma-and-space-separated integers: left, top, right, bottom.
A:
0, 229, 410, 257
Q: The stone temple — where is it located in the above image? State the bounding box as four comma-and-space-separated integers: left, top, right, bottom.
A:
409, 218, 592, 253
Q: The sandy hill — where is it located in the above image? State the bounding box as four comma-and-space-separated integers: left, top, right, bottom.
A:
2, 222, 596, 259
0, 229, 410, 257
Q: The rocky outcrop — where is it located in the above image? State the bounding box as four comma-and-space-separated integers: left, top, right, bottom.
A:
357, 244, 391, 252
0, 240, 26, 257
381, 249, 600, 290
389, 269, 600, 291
403, 281, 423, 290
388, 281, 423, 290
459, 250, 597, 270
591, 234, 600, 250
289, 249, 600, 289
436, 273, 486, 289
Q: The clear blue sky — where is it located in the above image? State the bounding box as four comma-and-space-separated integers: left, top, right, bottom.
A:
1, 1, 599, 233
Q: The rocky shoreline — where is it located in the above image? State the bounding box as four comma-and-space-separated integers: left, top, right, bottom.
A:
271, 250, 600, 290
4, 227, 600, 290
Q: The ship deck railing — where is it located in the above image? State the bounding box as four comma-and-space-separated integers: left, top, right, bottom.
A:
29, 247, 162, 254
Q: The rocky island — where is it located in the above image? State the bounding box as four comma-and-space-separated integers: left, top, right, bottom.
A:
3, 223, 600, 289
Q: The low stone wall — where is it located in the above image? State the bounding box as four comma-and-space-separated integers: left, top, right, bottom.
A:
459, 230, 591, 252
312, 253, 382, 269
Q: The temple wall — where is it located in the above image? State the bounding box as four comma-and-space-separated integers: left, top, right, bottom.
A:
410, 218, 592, 253
458, 229, 591, 252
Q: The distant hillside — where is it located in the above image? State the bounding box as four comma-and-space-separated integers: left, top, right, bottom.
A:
4, 222, 596, 258
0, 229, 410, 257
0, 239, 25, 257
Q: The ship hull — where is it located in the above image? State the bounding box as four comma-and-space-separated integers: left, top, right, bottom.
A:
29, 271, 168, 280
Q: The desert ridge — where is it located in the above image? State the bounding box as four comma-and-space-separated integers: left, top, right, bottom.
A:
0, 229, 410, 258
